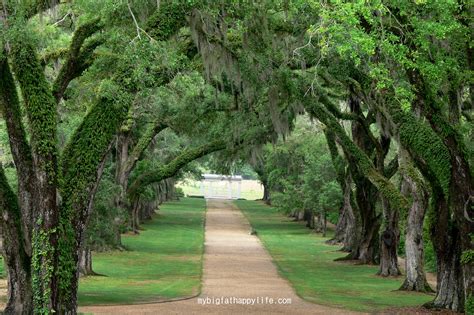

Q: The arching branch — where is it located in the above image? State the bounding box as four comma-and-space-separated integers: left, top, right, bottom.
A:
122, 121, 168, 181
52, 18, 103, 103
127, 139, 226, 198
305, 100, 409, 211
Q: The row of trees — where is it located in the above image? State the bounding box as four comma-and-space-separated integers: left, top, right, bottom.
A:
0, 1, 272, 313
0, 0, 471, 314
189, 1, 473, 313
250, 117, 342, 236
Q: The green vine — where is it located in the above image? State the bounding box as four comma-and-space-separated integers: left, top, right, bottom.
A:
32, 223, 56, 315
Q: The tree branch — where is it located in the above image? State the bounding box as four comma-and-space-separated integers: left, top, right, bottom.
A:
10, 32, 58, 176
127, 139, 226, 198
0, 165, 31, 297
52, 18, 103, 103
305, 100, 409, 211
384, 155, 399, 179
0, 54, 36, 253
0, 55, 34, 180
122, 121, 168, 180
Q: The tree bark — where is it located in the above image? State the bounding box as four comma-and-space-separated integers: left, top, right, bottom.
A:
115, 122, 168, 232
399, 156, 432, 292
378, 198, 401, 276
350, 166, 379, 263
304, 209, 314, 229
115, 131, 132, 209
426, 193, 464, 311
327, 206, 346, 244
262, 180, 271, 204
0, 55, 35, 314
131, 199, 141, 234
326, 172, 358, 253
324, 129, 359, 251
402, 68, 474, 312
355, 196, 380, 264
322, 210, 327, 237
78, 148, 112, 278
431, 124, 473, 312
11, 35, 61, 312
0, 168, 33, 315
424, 151, 473, 312
78, 247, 96, 276
339, 96, 383, 264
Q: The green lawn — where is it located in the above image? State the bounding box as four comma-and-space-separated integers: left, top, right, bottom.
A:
78, 197, 206, 306
235, 200, 434, 312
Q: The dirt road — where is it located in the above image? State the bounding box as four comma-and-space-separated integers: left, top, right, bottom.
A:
80, 199, 355, 314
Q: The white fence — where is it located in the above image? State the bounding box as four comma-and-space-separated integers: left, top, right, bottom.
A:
200, 174, 242, 199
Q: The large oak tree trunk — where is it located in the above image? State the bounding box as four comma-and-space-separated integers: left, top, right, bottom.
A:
115, 131, 137, 234
324, 128, 360, 252
378, 198, 401, 276
348, 96, 381, 264
78, 247, 95, 276
399, 153, 432, 292
326, 206, 347, 244
400, 68, 474, 312
351, 175, 380, 264
0, 55, 35, 314
342, 175, 359, 253
327, 172, 358, 253
115, 131, 131, 209
427, 155, 473, 311
131, 199, 141, 234
10, 36, 61, 312
262, 180, 271, 204
427, 193, 464, 311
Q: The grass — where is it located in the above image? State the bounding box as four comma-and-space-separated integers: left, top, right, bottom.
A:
78, 197, 206, 306
0, 257, 4, 278
235, 199, 434, 312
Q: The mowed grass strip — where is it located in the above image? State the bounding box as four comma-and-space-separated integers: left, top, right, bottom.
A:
78, 197, 206, 306
235, 200, 433, 312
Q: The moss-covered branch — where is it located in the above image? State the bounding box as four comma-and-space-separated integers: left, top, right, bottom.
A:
387, 107, 452, 197
0, 55, 34, 184
384, 155, 399, 179
52, 18, 103, 103
127, 139, 227, 198
145, 1, 191, 41
122, 121, 168, 178
58, 86, 130, 308
0, 54, 37, 255
306, 101, 409, 211
10, 31, 58, 179
324, 128, 346, 188
1, 0, 61, 19
320, 96, 356, 121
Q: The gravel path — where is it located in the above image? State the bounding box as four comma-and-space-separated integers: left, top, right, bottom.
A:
80, 199, 357, 314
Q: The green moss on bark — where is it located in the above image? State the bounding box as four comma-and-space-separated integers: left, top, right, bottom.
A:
306, 101, 409, 211
57, 84, 130, 308
10, 30, 58, 178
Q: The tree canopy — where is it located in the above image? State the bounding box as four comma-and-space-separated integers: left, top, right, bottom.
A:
0, 0, 472, 314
